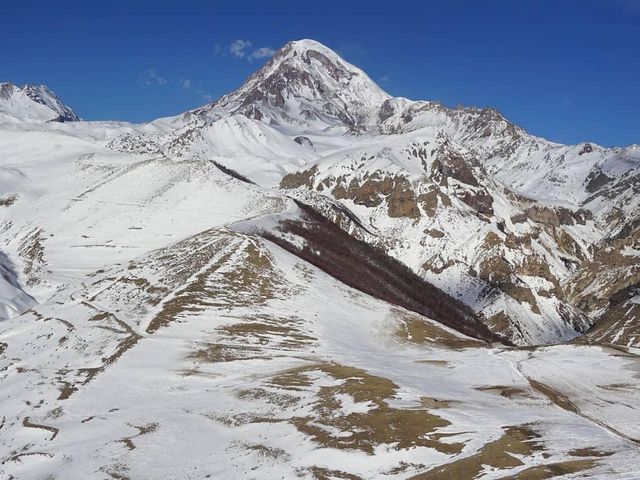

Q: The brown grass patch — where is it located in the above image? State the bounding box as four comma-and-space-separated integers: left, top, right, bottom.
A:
568, 447, 613, 458
306, 467, 364, 480
265, 363, 461, 455
188, 313, 316, 363
396, 311, 483, 349
411, 425, 544, 479
499, 459, 598, 479
147, 236, 292, 333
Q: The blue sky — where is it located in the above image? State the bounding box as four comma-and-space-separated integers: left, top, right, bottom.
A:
3, 0, 639, 146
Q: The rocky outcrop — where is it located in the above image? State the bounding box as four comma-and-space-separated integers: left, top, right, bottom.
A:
430, 145, 479, 187
387, 178, 420, 218
280, 166, 318, 190
459, 189, 494, 216
294, 136, 313, 147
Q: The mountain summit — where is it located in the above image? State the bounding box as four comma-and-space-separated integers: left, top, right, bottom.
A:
0, 82, 79, 123
197, 39, 390, 132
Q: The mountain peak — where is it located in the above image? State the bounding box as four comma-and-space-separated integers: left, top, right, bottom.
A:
198, 39, 390, 132
286, 38, 338, 54
0, 82, 79, 123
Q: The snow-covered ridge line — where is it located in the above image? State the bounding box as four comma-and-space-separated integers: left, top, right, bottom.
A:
0, 82, 80, 123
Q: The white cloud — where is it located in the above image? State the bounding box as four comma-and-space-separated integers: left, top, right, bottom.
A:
249, 47, 276, 60
228, 40, 276, 61
230, 39, 252, 58
179, 78, 192, 89
139, 68, 167, 87
378, 76, 390, 83
213, 43, 223, 55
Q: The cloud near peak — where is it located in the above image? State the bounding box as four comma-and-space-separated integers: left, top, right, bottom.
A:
228, 39, 276, 61
230, 39, 253, 58
249, 47, 276, 60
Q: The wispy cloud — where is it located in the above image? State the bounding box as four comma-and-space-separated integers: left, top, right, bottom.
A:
179, 78, 192, 89
250, 47, 276, 60
138, 68, 167, 87
378, 75, 390, 84
228, 39, 276, 61
230, 39, 253, 58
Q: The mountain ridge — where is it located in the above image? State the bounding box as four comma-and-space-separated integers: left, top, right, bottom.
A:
0, 38, 638, 346
0, 82, 80, 123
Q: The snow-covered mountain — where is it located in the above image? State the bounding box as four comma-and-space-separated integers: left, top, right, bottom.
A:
1, 39, 640, 478
194, 39, 390, 133
0, 82, 80, 123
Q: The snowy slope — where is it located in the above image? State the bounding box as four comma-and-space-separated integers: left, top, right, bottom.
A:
0, 83, 79, 123
2, 225, 639, 478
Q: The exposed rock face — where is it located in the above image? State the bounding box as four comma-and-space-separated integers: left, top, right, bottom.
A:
387, 178, 420, 218
510, 211, 528, 224
0, 82, 15, 100
566, 225, 640, 347
107, 134, 164, 155
294, 136, 313, 147
585, 168, 614, 193
418, 189, 440, 217
431, 154, 479, 187
579, 143, 594, 155
280, 166, 318, 190
459, 189, 494, 216
581, 285, 640, 346
332, 174, 394, 207
283, 169, 420, 219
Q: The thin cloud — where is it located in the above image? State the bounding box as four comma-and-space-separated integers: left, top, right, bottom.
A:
250, 47, 276, 60
378, 76, 390, 83
230, 39, 252, 58
179, 78, 192, 89
138, 68, 167, 87
228, 39, 276, 61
